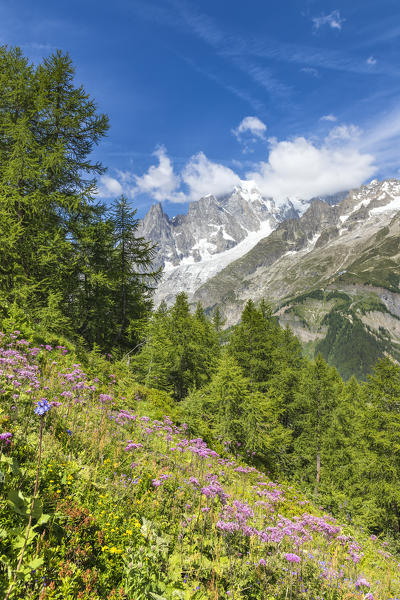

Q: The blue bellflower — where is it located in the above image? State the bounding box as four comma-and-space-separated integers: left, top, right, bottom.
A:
34, 399, 51, 416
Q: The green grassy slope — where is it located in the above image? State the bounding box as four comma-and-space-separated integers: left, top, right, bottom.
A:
0, 332, 400, 599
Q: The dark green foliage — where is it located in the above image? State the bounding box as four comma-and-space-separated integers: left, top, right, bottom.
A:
358, 359, 400, 535
317, 310, 386, 380
227, 299, 303, 393
0, 46, 158, 353
182, 352, 291, 470
134, 293, 220, 399
292, 355, 343, 493
69, 195, 159, 351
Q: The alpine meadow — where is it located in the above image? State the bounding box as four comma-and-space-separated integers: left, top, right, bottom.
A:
1, 7, 400, 600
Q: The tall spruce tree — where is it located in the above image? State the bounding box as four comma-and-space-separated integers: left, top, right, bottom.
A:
320, 376, 365, 518
183, 352, 291, 470
110, 195, 160, 350
359, 358, 400, 534
134, 294, 219, 399
293, 354, 343, 494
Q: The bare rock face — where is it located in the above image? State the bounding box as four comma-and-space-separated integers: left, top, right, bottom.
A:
192, 178, 400, 313
137, 180, 334, 304
138, 182, 282, 271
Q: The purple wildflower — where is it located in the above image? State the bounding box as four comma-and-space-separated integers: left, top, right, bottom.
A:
355, 577, 370, 589
124, 442, 143, 451
284, 553, 301, 563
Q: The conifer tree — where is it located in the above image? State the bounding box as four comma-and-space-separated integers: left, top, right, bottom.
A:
110, 195, 160, 350
134, 294, 219, 399
321, 376, 365, 517
183, 353, 291, 470
359, 358, 400, 533
227, 299, 303, 435
212, 306, 226, 344
293, 354, 343, 494
134, 302, 177, 393
0, 45, 109, 321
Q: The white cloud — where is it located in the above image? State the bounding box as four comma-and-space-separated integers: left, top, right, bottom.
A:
367, 56, 377, 66
97, 175, 123, 198
246, 137, 375, 202
232, 116, 267, 141
325, 124, 362, 142
182, 152, 240, 201
97, 148, 240, 204
313, 10, 345, 31
134, 146, 182, 202
320, 114, 337, 122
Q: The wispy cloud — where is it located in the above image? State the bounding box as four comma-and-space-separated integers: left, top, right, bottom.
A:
325, 124, 362, 143
312, 10, 345, 32
166, 0, 293, 102
168, 0, 224, 46
301, 67, 319, 77
132, 0, 397, 87
359, 107, 400, 171
177, 54, 265, 112
232, 58, 292, 99
320, 114, 337, 122
246, 37, 384, 76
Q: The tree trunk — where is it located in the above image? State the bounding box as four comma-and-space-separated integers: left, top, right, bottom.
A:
315, 451, 321, 495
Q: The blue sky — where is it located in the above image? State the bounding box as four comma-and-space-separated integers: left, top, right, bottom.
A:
1, 0, 400, 216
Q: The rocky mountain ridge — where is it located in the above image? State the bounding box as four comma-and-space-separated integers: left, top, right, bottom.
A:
139, 177, 400, 378
139, 181, 323, 305
192, 178, 400, 378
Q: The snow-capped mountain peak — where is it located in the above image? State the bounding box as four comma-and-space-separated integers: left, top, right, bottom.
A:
233, 179, 264, 203
137, 181, 312, 304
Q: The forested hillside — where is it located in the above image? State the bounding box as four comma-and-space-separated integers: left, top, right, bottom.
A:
1, 45, 400, 599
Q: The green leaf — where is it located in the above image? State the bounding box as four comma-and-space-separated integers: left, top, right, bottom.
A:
30, 498, 43, 520
11, 457, 21, 476
36, 513, 51, 526
7, 490, 29, 516
12, 528, 37, 549
0, 455, 20, 475
28, 556, 44, 570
